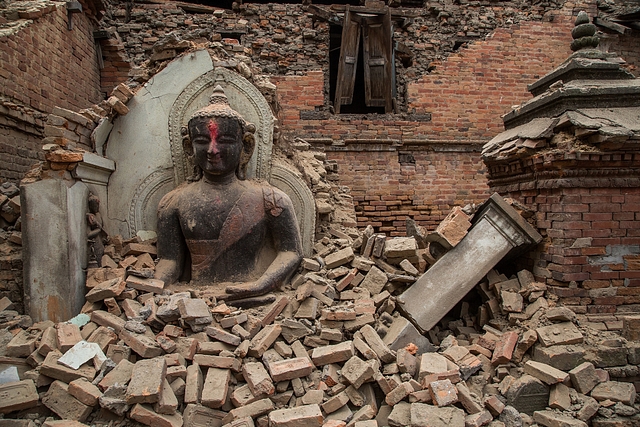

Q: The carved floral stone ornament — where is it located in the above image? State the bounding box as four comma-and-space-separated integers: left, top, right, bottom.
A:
154, 85, 303, 303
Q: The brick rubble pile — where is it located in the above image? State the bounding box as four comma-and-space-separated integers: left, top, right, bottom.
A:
0, 205, 639, 427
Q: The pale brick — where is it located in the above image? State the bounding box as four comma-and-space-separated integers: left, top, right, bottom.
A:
243, 362, 274, 397
42, 380, 92, 422
268, 357, 315, 382
311, 341, 355, 366
523, 360, 569, 385
68, 378, 102, 406
130, 403, 183, 427
127, 357, 167, 404
174, 365, 197, 406
429, 379, 458, 406
568, 362, 599, 394
0, 380, 39, 414
269, 404, 323, 427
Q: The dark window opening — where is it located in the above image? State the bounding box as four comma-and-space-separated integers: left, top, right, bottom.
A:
329, 24, 384, 114
330, 6, 394, 114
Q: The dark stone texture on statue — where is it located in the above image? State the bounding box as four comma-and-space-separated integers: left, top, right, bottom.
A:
155, 86, 302, 301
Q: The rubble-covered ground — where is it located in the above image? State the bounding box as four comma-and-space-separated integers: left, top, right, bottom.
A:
0, 194, 638, 427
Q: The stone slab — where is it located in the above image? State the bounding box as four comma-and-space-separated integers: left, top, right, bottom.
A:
22, 178, 89, 323
398, 194, 541, 332
536, 322, 584, 347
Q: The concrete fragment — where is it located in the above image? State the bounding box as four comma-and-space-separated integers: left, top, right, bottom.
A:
58, 340, 104, 369
382, 315, 435, 354
99, 383, 130, 416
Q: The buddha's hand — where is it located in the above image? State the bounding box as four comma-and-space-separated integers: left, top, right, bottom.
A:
225, 281, 266, 299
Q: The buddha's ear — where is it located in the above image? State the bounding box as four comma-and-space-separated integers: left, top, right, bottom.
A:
237, 131, 255, 180
181, 125, 193, 156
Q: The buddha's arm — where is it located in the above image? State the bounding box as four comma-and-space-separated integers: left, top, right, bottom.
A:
226, 200, 302, 297
154, 192, 186, 285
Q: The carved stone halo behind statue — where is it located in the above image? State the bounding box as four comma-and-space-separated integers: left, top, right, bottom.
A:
154, 86, 303, 301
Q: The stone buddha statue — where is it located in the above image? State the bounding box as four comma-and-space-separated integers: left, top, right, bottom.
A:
154, 85, 302, 300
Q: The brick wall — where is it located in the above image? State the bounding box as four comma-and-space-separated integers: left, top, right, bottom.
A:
0, 6, 101, 113
272, 1, 602, 234
0, 3, 101, 183
501, 183, 640, 316
323, 148, 490, 234
99, 36, 131, 97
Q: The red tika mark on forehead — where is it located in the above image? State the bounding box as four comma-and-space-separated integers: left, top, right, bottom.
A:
207, 120, 219, 140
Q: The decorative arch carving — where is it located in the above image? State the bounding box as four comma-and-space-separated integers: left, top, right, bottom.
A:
270, 163, 316, 257
168, 67, 274, 185
128, 168, 175, 236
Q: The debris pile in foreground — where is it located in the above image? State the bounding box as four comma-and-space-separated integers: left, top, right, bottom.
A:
0, 206, 639, 427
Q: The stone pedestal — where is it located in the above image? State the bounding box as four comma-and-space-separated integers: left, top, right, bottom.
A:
397, 193, 541, 332
21, 178, 89, 323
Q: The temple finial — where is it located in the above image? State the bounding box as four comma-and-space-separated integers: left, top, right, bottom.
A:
570, 11, 599, 52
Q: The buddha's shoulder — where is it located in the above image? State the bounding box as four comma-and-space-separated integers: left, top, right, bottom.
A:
158, 182, 193, 208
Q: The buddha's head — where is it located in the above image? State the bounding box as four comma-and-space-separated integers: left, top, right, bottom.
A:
186, 85, 256, 181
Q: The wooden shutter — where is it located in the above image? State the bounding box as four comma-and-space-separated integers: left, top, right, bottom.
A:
362, 8, 393, 112
334, 6, 361, 113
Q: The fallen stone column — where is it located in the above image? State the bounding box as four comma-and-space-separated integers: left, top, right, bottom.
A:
397, 193, 542, 332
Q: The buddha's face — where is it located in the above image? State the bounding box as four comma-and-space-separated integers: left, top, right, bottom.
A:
189, 116, 243, 179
